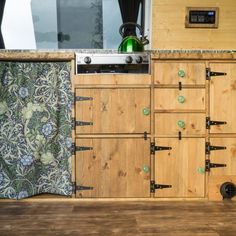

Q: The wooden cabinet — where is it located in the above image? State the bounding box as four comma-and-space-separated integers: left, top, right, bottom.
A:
75, 138, 150, 198
154, 138, 205, 197
153, 61, 206, 198
73, 58, 236, 200
209, 63, 236, 133
74, 74, 151, 198
208, 63, 236, 200
75, 88, 150, 134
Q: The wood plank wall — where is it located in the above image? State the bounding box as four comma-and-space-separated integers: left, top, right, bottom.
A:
151, 0, 236, 49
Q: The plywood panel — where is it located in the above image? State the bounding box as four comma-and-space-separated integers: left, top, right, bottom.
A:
152, 0, 236, 49
208, 175, 236, 201
75, 88, 150, 134
154, 138, 205, 197
75, 138, 150, 198
154, 88, 205, 110
155, 113, 205, 136
210, 63, 236, 133
73, 74, 151, 86
154, 62, 206, 85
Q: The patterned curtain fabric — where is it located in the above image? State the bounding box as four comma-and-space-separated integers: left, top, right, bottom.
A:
0, 61, 72, 199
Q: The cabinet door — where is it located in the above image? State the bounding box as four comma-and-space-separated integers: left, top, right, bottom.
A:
209, 138, 236, 176
154, 138, 205, 198
154, 62, 205, 85
154, 88, 205, 110
75, 138, 150, 198
210, 63, 236, 133
75, 88, 150, 134
155, 113, 205, 136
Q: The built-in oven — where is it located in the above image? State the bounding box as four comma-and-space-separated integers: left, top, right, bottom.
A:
76, 53, 150, 74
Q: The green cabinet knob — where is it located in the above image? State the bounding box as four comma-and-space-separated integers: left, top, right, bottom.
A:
143, 107, 150, 116
177, 120, 185, 128
197, 167, 205, 174
143, 166, 150, 173
178, 95, 185, 103
178, 69, 185, 78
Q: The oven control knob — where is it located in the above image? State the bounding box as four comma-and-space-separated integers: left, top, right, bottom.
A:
125, 56, 133, 64
135, 56, 143, 63
84, 56, 91, 64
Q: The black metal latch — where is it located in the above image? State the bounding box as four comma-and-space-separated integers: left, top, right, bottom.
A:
150, 142, 172, 154
150, 180, 172, 193
205, 142, 227, 154
206, 68, 227, 80
206, 117, 227, 129
205, 160, 227, 172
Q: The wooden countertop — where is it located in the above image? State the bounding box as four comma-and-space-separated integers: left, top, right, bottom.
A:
0, 51, 75, 61
0, 50, 236, 61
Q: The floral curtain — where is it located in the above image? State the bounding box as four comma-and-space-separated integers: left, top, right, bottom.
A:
0, 61, 72, 199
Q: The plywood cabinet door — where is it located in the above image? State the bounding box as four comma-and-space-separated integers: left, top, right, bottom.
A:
209, 138, 236, 176
75, 138, 150, 198
154, 62, 206, 85
75, 88, 150, 134
154, 138, 205, 198
210, 63, 236, 133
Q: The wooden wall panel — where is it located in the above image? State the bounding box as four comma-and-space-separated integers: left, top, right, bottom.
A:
152, 0, 236, 49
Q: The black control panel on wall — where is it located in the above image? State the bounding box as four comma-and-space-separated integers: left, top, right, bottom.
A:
185, 7, 219, 28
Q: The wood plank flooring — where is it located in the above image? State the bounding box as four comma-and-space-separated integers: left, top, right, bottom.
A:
0, 201, 236, 236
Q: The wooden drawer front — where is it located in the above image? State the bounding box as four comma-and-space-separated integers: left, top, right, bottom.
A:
75, 88, 150, 134
75, 138, 150, 198
155, 138, 205, 198
209, 138, 236, 176
154, 88, 205, 110
210, 63, 236, 133
155, 113, 205, 136
154, 62, 205, 85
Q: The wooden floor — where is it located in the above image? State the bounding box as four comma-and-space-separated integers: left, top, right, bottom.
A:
0, 201, 236, 236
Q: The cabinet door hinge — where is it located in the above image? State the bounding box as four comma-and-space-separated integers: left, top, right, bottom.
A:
205, 142, 227, 155
205, 159, 227, 172
71, 143, 93, 155
150, 142, 172, 154
72, 93, 93, 105
206, 68, 227, 80
72, 182, 94, 194
150, 180, 172, 193
72, 118, 93, 129
206, 117, 227, 129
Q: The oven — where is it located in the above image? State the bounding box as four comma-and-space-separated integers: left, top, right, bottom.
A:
76, 53, 150, 74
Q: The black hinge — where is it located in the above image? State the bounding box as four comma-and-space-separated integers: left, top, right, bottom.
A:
72, 182, 94, 194
206, 117, 227, 129
72, 118, 93, 129
150, 180, 172, 193
71, 143, 93, 155
72, 93, 93, 105
205, 159, 227, 172
75, 95, 93, 102
206, 68, 227, 80
205, 142, 227, 154
76, 120, 93, 127
150, 142, 172, 154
